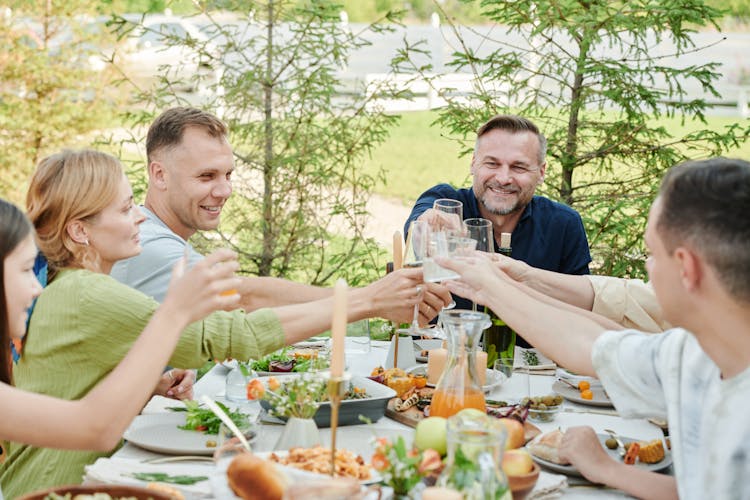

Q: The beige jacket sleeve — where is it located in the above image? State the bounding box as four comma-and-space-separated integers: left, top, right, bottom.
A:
587, 275, 670, 333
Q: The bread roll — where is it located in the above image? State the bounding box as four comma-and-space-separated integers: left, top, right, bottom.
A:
227, 453, 287, 500
527, 429, 570, 465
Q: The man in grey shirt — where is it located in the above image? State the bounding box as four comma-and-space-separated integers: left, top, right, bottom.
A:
112, 107, 449, 321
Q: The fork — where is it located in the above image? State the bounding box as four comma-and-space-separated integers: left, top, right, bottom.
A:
603, 428, 626, 457
648, 418, 671, 447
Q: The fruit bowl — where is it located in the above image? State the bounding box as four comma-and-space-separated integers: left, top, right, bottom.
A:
508, 462, 540, 500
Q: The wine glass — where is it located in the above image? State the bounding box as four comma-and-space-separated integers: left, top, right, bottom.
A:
403, 220, 439, 338
464, 218, 494, 253
432, 198, 464, 233
464, 218, 494, 311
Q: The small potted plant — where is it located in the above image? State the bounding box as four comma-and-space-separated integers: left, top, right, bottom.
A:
248, 375, 327, 450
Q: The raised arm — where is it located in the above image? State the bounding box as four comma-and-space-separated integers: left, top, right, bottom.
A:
272, 267, 451, 345
0, 249, 241, 451
493, 253, 596, 310
495, 254, 666, 332
440, 254, 610, 376
237, 276, 331, 310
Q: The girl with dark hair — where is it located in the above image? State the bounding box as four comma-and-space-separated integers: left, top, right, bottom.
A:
0, 198, 241, 500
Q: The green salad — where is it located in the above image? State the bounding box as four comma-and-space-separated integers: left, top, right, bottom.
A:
247, 346, 328, 373
171, 400, 247, 435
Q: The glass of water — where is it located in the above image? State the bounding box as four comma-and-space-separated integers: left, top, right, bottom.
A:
494, 357, 514, 382
225, 364, 257, 403
345, 319, 370, 354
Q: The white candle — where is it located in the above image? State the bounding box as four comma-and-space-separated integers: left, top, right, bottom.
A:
330, 279, 348, 377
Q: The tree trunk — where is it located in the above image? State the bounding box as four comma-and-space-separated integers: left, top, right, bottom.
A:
561, 34, 591, 206
260, 0, 276, 276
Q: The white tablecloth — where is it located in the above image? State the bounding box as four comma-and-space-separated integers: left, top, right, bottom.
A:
100, 340, 668, 498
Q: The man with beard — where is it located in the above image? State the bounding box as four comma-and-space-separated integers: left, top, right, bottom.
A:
405, 115, 591, 319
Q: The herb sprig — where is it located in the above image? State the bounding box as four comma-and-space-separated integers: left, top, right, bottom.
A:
129, 472, 208, 485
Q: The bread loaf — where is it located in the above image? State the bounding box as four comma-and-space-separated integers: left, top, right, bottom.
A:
637, 439, 665, 464
527, 429, 569, 465
227, 453, 287, 500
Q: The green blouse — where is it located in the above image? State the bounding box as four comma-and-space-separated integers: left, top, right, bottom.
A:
0, 268, 284, 498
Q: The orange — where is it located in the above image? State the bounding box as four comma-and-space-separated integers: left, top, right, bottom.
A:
577, 380, 590, 391
413, 375, 428, 389
580, 389, 593, 400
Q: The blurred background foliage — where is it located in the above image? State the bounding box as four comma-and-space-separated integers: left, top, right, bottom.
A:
1, 0, 749, 285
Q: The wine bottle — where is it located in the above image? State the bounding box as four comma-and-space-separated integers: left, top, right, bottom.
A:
483, 232, 516, 368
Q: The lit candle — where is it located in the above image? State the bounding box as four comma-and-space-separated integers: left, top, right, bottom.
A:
393, 231, 403, 270
330, 279, 348, 377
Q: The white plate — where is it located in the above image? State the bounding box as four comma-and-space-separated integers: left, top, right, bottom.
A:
124, 413, 221, 456
530, 433, 672, 477
555, 367, 602, 385
552, 380, 613, 407
404, 365, 504, 393
124, 411, 258, 456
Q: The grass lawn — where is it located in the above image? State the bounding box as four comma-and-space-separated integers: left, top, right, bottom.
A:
362, 110, 750, 204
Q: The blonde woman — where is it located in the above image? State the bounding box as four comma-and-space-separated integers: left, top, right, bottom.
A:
1, 149, 428, 496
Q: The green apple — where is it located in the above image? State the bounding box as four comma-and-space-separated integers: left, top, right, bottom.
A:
415, 417, 448, 456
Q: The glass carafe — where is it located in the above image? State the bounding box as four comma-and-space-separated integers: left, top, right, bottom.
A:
437, 412, 511, 500
430, 310, 490, 418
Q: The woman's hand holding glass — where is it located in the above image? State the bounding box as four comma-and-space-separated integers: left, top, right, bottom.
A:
161, 248, 242, 325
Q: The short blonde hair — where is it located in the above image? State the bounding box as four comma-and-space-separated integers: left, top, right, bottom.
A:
26, 150, 123, 278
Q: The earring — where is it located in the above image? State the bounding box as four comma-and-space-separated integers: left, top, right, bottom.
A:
82, 239, 89, 246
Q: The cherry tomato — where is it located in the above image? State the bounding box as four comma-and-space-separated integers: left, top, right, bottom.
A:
577, 380, 590, 391
580, 389, 593, 400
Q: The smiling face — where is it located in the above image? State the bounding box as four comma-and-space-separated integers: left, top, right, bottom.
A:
82, 175, 146, 273
471, 129, 546, 217
3, 234, 43, 339
154, 126, 234, 240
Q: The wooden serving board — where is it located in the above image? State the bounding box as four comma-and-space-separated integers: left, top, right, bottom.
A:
386, 398, 542, 444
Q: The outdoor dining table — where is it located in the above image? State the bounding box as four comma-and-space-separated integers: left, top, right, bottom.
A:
97, 340, 670, 499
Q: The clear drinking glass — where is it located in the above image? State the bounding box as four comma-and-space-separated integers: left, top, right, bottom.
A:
432, 198, 464, 232
464, 218, 494, 311
225, 365, 257, 403
464, 218, 494, 253
494, 357, 514, 381
345, 319, 370, 354
216, 413, 262, 455
403, 220, 438, 337
423, 232, 476, 283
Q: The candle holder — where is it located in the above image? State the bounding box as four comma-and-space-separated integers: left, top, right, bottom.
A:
325, 371, 351, 477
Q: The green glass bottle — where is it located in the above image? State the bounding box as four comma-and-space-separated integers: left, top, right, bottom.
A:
483, 232, 516, 369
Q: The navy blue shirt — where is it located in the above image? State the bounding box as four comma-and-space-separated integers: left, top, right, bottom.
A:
406, 184, 592, 345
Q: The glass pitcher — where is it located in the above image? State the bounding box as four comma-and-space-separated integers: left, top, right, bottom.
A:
437, 412, 511, 500
430, 309, 490, 418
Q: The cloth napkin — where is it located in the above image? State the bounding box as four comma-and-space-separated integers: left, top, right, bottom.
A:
84, 457, 215, 499
528, 470, 568, 499
515, 348, 557, 376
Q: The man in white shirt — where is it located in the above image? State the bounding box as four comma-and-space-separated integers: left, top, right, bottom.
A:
441, 158, 750, 500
